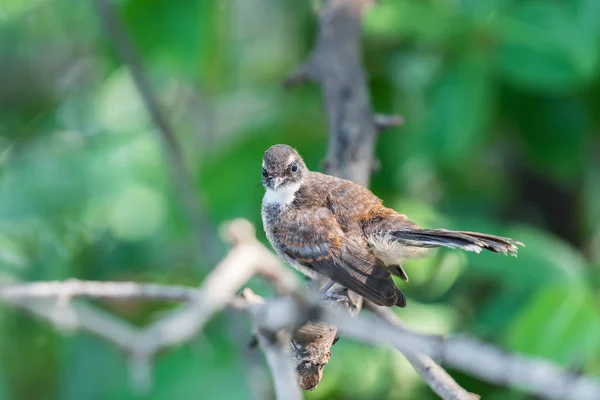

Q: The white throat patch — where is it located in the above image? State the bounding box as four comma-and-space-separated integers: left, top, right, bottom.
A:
263, 182, 301, 207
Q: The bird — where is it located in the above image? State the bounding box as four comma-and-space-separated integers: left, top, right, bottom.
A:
260, 144, 523, 308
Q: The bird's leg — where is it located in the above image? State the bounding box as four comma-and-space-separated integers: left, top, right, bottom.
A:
320, 279, 346, 302
324, 292, 354, 306
319, 279, 336, 294
321, 281, 355, 308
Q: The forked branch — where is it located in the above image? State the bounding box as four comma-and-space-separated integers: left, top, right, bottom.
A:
2, 219, 599, 400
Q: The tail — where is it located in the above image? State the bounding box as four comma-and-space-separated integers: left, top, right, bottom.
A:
391, 229, 523, 256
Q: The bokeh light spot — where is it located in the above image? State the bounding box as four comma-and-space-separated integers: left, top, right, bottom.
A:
108, 185, 166, 241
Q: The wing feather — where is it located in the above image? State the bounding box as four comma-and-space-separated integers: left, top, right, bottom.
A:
275, 208, 405, 307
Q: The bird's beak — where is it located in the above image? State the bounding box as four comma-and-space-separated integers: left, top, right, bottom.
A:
273, 177, 284, 190
264, 176, 284, 190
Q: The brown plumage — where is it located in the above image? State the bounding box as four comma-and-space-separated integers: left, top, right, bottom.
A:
261, 144, 523, 308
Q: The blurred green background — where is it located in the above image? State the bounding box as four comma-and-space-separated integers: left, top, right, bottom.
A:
1, 0, 600, 399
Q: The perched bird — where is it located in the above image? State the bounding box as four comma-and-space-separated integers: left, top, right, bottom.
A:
260, 144, 523, 308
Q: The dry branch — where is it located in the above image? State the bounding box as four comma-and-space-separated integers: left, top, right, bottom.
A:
242, 289, 303, 400
285, 0, 377, 186
0, 219, 289, 394
3, 219, 600, 399
282, 0, 379, 388
374, 113, 405, 132
0, 280, 201, 302
364, 302, 479, 400
1, 2, 588, 399
246, 290, 600, 400
280, 0, 428, 393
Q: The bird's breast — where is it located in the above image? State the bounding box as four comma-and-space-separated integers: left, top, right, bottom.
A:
260, 205, 320, 280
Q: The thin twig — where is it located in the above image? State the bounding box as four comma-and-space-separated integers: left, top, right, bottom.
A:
249, 295, 600, 400
5, 219, 598, 400
288, 0, 378, 186
131, 220, 265, 357
7, 297, 154, 393
0, 280, 201, 302
364, 301, 479, 400
282, 63, 313, 88
280, 0, 378, 388
280, 0, 430, 392
374, 113, 404, 132
91, 0, 217, 262
10, 298, 141, 351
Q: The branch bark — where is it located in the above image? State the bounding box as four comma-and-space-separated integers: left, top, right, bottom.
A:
247, 291, 600, 400
282, 0, 379, 389
2, 220, 600, 400
281, 0, 432, 393
1, 1, 580, 399
242, 289, 303, 400
364, 301, 479, 400
285, 0, 376, 186
0, 280, 201, 302
374, 113, 404, 132
0, 219, 298, 395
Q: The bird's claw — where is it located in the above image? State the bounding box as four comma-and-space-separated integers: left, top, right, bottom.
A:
322, 290, 356, 309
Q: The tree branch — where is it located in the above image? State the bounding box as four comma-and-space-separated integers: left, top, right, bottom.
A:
242, 289, 303, 400
247, 291, 600, 400
281, 0, 377, 389
281, 0, 432, 393
0, 280, 201, 302
91, 0, 218, 262
285, 0, 377, 186
2, 219, 600, 399
364, 301, 479, 400
374, 113, 404, 132
0, 219, 289, 395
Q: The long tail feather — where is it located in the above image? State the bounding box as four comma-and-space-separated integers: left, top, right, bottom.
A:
391, 229, 523, 257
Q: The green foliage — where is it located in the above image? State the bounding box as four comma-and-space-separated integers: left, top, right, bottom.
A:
1, 0, 600, 399
495, 0, 600, 92
507, 284, 600, 365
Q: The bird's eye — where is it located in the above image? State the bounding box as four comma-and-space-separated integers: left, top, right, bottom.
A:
262, 168, 268, 178
290, 162, 298, 173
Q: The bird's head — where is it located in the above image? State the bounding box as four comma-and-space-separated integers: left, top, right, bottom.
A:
261, 144, 307, 192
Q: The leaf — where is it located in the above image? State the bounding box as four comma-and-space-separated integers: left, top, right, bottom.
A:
96, 68, 149, 134
151, 340, 250, 400
364, 0, 464, 43
423, 52, 493, 164
464, 224, 588, 290
0, 232, 28, 269
504, 94, 591, 179
0, 0, 46, 18
474, 290, 533, 339
572, 0, 600, 40
58, 335, 129, 400
0, 365, 7, 400
507, 284, 600, 366
456, 0, 511, 19
122, 0, 216, 78
495, 0, 600, 92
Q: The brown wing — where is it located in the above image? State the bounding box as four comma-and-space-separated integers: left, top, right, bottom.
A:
275, 207, 405, 307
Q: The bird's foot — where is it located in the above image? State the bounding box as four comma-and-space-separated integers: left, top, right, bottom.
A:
323, 291, 356, 309
319, 279, 356, 309
319, 279, 336, 294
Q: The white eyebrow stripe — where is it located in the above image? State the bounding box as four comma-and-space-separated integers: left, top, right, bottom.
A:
287, 154, 295, 165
